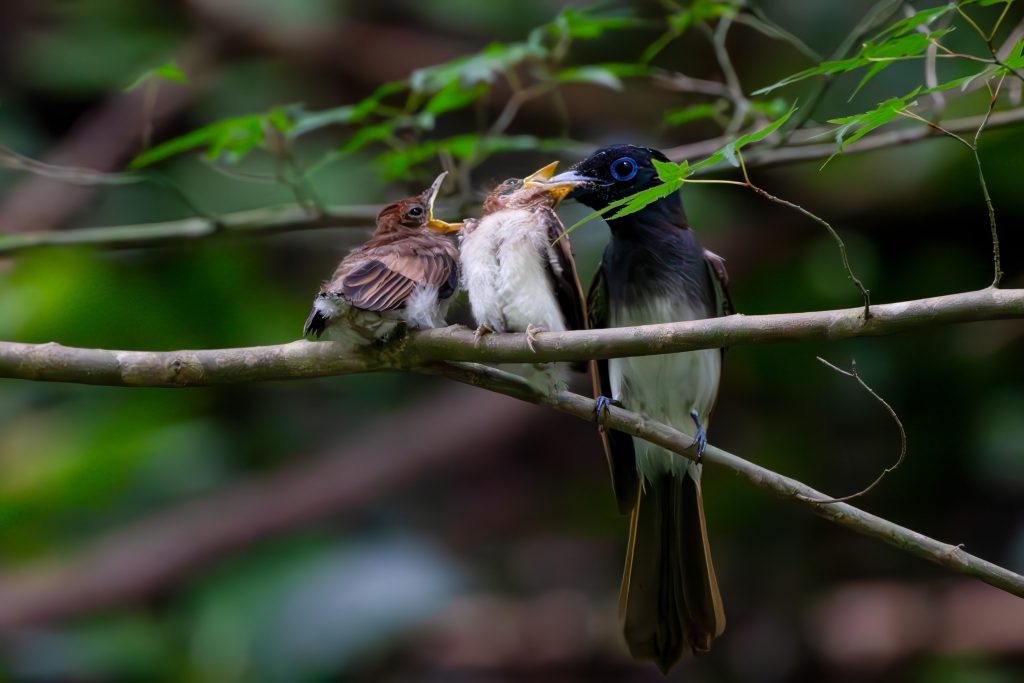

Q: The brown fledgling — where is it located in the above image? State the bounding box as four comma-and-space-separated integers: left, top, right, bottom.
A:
303, 172, 461, 343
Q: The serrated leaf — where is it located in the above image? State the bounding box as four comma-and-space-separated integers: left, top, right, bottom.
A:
754, 27, 950, 96
691, 103, 798, 170
825, 89, 920, 162
871, 5, 954, 40
653, 158, 692, 182
607, 179, 684, 220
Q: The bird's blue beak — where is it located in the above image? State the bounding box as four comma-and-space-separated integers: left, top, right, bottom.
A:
548, 169, 601, 199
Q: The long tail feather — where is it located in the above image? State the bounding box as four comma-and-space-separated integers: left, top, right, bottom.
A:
621, 471, 725, 673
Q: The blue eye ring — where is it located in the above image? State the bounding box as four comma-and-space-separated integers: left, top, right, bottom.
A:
609, 156, 638, 181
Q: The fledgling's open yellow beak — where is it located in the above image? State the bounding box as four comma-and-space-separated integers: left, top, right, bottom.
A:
522, 161, 582, 204
423, 171, 463, 233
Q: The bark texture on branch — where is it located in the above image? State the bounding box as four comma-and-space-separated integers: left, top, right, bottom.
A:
1, 288, 1021, 387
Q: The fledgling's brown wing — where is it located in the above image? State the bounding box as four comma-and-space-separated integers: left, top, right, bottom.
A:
337, 236, 458, 312
538, 206, 587, 331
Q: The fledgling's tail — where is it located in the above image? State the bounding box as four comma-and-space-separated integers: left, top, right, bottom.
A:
303, 296, 329, 338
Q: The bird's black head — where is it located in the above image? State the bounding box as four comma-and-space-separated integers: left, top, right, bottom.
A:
556, 144, 671, 211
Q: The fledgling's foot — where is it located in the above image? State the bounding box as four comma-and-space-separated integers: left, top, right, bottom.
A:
473, 324, 494, 347
594, 395, 623, 426
689, 409, 708, 463
525, 323, 546, 352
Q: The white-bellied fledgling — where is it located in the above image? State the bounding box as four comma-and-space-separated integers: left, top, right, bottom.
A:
458, 162, 590, 389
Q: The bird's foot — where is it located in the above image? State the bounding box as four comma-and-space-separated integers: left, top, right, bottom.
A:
525, 323, 546, 352
594, 395, 622, 426
472, 324, 494, 347
689, 409, 707, 464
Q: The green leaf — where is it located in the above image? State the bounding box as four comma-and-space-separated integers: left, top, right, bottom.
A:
424, 81, 490, 115
754, 26, 950, 96
1003, 39, 1024, 69
667, 0, 738, 34
663, 102, 724, 127
871, 5, 954, 40
825, 89, 920, 163
124, 60, 188, 92
339, 121, 396, 154
556, 66, 625, 90
375, 134, 574, 179
752, 57, 864, 95
129, 106, 293, 168
606, 179, 684, 220
691, 103, 798, 170
411, 42, 546, 93
546, 7, 644, 41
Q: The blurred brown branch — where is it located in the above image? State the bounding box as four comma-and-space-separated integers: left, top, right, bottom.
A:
0, 287, 1021, 386
0, 203, 379, 255
3, 108, 1024, 257
0, 384, 542, 627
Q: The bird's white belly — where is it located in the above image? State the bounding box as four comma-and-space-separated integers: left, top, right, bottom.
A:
609, 296, 720, 482
460, 209, 566, 333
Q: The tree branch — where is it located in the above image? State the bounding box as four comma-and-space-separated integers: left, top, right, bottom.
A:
0, 204, 380, 256
432, 362, 1024, 599
4, 108, 1024, 257
1, 288, 1021, 387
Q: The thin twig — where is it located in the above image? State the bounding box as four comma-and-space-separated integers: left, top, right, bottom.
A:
797, 357, 907, 504
736, 151, 871, 316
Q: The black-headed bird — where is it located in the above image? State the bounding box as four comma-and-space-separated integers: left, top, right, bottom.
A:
553, 145, 732, 673
458, 162, 590, 386
304, 172, 461, 342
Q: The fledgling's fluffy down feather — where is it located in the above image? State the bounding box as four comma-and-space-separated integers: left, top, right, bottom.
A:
458, 172, 588, 393
460, 209, 569, 335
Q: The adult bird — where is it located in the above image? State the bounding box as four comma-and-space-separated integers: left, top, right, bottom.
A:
458, 162, 590, 387
552, 146, 731, 673
303, 172, 461, 342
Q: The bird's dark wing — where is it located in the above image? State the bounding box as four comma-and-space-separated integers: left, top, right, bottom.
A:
340, 242, 457, 312
538, 207, 587, 331
703, 247, 733, 317
588, 263, 639, 515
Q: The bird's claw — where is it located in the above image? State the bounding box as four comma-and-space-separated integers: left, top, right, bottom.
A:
473, 324, 494, 347
689, 409, 707, 464
525, 323, 545, 353
594, 395, 622, 426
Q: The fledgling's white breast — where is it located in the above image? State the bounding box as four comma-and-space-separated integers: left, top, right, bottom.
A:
460, 209, 566, 334
609, 294, 721, 482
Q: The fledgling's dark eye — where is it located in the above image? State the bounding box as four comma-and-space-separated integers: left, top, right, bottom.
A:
406, 205, 424, 219
610, 156, 638, 182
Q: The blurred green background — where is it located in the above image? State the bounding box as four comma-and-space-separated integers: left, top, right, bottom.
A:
2, 1, 1024, 681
